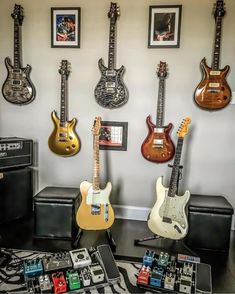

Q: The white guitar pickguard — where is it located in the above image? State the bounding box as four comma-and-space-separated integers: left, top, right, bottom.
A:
85, 182, 112, 205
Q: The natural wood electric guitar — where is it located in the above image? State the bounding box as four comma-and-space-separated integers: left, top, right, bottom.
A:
48, 60, 80, 157
148, 117, 191, 240
141, 62, 175, 163
194, 0, 231, 110
76, 117, 115, 230
94, 2, 128, 109
2, 4, 36, 105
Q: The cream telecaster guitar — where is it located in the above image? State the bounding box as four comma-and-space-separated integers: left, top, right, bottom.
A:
76, 117, 115, 230
148, 117, 191, 240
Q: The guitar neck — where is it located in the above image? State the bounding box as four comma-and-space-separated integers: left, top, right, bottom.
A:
60, 74, 68, 125
168, 137, 184, 197
14, 20, 22, 68
212, 16, 222, 70
156, 78, 165, 128
93, 134, 100, 190
108, 17, 116, 69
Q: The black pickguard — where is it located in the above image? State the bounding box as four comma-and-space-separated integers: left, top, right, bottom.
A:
94, 58, 128, 109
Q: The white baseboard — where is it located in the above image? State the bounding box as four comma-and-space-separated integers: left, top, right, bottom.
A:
113, 204, 150, 221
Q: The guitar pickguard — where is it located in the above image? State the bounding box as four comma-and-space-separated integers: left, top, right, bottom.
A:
94, 59, 128, 109
2, 57, 36, 105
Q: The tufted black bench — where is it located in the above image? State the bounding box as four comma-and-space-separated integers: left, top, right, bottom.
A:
185, 194, 234, 251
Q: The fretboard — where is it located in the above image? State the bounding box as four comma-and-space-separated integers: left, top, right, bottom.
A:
212, 16, 222, 70
108, 17, 116, 69
93, 135, 100, 191
168, 137, 184, 197
60, 75, 68, 125
156, 78, 165, 128
14, 20, 21, 68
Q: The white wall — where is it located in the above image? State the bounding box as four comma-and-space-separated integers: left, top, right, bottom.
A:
0, 0, 235, 227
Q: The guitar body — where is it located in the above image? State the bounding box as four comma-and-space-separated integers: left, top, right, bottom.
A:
76, 181, 115, 230
2, 57, 36, 105
94, 58, 128, 109
194, 58, 231, 110
141, 115, 175, 163
148, 176, 190, 240
48, 111, 80, 156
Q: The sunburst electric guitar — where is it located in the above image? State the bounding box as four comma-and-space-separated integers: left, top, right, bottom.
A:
2, 4, 36, 105
148, 117, 191, 240
141, 62, 175, 163
76, 117, 115, 230
94, 2, 128, 109
194, 0, 231, 110
48, 60, 80, 156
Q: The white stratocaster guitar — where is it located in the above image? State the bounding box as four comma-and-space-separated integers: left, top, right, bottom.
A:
148, 117, 191, 240
76, 117, 115, 230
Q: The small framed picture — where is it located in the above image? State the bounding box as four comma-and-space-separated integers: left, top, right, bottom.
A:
148, 5, 182, 48
51, 7, 81, 48
99, 121, 128, 151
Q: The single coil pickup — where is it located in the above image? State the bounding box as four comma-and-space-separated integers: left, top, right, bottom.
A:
174, 224, 182, 234
162, 216, 172, 224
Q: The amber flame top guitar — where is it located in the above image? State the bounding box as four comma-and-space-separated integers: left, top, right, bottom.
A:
148, 117, 191, 240
141, 62, 175, 163
76, 117, 115, 230
194, 0, 231, 110
48, 60, 80, 157
2, 4, 36, 105
94, 2, 128, 109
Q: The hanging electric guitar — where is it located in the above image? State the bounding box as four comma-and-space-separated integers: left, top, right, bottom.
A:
48, 60, 80, 157
76, 117, 115, 230
194, 0, 231, 110
148, 117, 191, 240
141, 62, 175, 163
2, 4, 36, 105
94, 2, 128, 109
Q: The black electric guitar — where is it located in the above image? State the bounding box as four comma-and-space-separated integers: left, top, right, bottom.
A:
2, 4, 36, 105
94, 2, 128, 109
194, 0, 231, 110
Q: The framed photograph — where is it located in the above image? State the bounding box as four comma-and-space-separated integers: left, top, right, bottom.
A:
148, 5, 182, 48
99, 121, 128, 151
51, 7, 81, 48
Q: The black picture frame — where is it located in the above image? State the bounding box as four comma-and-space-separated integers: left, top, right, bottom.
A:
99, 121, 128, 151
148, 5, 182, 48
51, 7, 81, 48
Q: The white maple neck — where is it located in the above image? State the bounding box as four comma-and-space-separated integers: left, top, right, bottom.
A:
92, 134, 100, 191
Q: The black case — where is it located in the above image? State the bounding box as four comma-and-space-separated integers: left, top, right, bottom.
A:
34, 186, 80, 240
0, 167, 33, 224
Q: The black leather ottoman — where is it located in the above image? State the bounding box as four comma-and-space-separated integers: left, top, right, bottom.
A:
185, 194, 234, 251
34, 186, 80, 240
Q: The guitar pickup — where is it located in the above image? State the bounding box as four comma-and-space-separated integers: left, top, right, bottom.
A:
12, 69, 21, 73
207, 89, 221, 93
153, 139, 163, 147
59, 133, 67, 137
106, 70, 116, 76
12, 80, 21, 85
106, 88, 115, 94
163, 216, 172, 224
174, 224, 182, 234
105, 82, 116, 88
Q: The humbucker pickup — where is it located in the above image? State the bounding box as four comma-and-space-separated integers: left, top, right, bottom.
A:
12, 80, 21, 85
106, 88, 115, 94
106, 70, 116, 76
12, 69, 21, 73
105, 82, 116, 88
153, 139, 163, 147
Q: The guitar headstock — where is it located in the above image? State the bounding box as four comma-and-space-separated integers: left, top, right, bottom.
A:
157, 61, 168, 79
214, 0, 226, 18
11, 4, 24, 25
177, 117, 191, 138
108, 2, 120, 22
92, 117, 102, 136
59, 60, 71, 77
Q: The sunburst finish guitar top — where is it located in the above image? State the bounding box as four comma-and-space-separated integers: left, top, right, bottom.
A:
76, 117, 115, 231
194, 0, 231, 110
2, 5, 36, 105
141, 62, 175, 163
48, 60, 80, 157
148, 117, 191, 240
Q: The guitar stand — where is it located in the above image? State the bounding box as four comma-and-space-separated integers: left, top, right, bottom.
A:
133, 165, 184, 248
73, 228, 116, 252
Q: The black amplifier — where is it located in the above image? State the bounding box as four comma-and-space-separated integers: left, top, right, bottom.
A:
0, 137, 33, 170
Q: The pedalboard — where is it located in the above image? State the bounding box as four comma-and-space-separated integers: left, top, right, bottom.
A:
69, 248, 92, 269
137, 250, 212, 294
